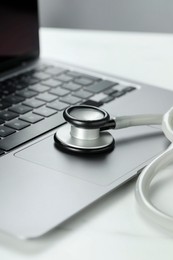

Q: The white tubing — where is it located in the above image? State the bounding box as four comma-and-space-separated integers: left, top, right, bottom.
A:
136, 148, 173, 231
114, 108, 173, 231
133, 107, 173, 231
116, 114, 162, 129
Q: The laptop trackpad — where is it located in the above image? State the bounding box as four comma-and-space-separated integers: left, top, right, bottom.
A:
15, 125, 168, 186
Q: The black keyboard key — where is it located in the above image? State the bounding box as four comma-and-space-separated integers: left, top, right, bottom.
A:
74, 77, 94, 86
0, 113, 64, 151
49, 87, 69, 97
15, 83, 27, 90
72, 89, 93, 99
29, 84, 50, 93
3, 95, 25, 104
123, 86, 136, 92
0, 126, 15, 137
82, 100, 102, 107
16, 89, 37, 98
90, 93, 108, 102
33, 107, 57, 117
45, 67, 65, 75
0, 119, 4, 125
23, 98, 45, 108
9, 105, 32, 114
62, 82, 81, 91
20, 113, 44, 124
0, 149, 5, 156
0, 111, 18, 121
86, 80, 116, 93
66, 71, 82, 77
5, 120, 30, 130
104, 88, 119, 95
32, 72, 50, 80
56, 74, 73, 82
79, 74, 100, 81
101, 95, 114, 103
21, 77, 39, 85
36, 93, 58, 102
1, 87, 15, 96
47, 101, 68, 111
60, 95, 81, 105
112, 90, 126, 98
0, 101, 11, 110
42, 79, 62, 88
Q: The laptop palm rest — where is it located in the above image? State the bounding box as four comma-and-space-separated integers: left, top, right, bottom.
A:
15, 125, 168, 187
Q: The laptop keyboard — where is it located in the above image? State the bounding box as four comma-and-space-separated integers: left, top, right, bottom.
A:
0, 63, 137, 155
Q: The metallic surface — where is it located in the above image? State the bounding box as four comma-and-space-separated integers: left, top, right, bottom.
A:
0, 60, 173, 238
69, 107, 104, 121
55, 124, 114, 149
70, 126, 100, 140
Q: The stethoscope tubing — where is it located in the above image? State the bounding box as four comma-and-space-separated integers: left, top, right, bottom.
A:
135, 106, 173, 231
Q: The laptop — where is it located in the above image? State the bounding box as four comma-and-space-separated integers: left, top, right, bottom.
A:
0, 0, 172, 239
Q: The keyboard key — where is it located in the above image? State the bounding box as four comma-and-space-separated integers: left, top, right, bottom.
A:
101, 95, 114, 103
82, 100, 102, 107
123, 86, 136, 92
74, 77, 94, 86
1, 87, 15, 96
90, 93, 108, 102
20, 113, 44, 124
16, 89, 37, 99
0, 111, 18, 121
29, 84, 50, 93
0, 101, 11, 110
72, 89, 93, 99
86, 80, 116, 93
47, 101, 68, 111
0, 119, 4, 125
0, 126, 15, 137
23, 98, 45, 108
3, 95, 25, 104
42, 79, 62, 88
49, 87, 69, 97
15, 83, 28, 90
104, 88, 119, 95
0, 149, 5, 156
0, 113, 64, 151
79, 74, 100, 81
112, 90, 126, 98
5, 120, 30, 130
32, 72, 50, 80
9, 105, 32, 114
56, 74, 73, 82
60, 95, 81, 105
33, 107, 57, 117
36, 93, 57, 102
45, 67, 65, 75
66, 71, 82, 77
63, 82, 81, 91
21, 77, 39, 85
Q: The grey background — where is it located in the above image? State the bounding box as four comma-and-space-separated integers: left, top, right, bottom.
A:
39, 0, 173, 33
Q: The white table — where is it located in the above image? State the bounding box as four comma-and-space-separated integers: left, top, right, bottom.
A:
1, 28, 173, 260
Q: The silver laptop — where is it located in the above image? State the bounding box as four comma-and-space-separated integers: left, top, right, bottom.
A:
0, 1, 172, 239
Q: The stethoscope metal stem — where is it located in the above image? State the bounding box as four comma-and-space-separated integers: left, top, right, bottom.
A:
70, 126, 100, 140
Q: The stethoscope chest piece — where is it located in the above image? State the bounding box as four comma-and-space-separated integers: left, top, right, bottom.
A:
54, 105, 115, 154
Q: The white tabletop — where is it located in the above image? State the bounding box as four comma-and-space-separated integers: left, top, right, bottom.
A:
1, 28, 173, 260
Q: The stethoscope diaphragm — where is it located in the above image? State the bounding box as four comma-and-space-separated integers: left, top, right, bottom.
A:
54, 105, 115, 154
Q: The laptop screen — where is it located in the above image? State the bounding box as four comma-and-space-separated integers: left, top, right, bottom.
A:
0, 0, 39, 73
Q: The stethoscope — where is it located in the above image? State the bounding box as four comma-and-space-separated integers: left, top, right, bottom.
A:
54, 104, 173, 232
